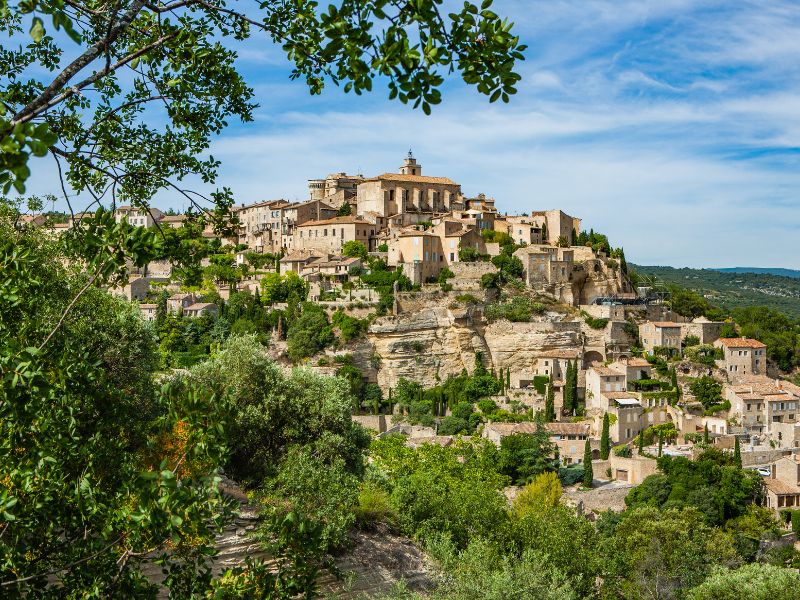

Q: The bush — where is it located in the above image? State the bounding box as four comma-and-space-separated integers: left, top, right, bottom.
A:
287, 303, 335, 360
458, 247, 485, 262
690, 376, 723, 409
533, 375, 550, 395
581, 311, 609, 329
613, 444, 632, 458
354, 481, 394, 529
558, 464, 585, 486
438, 416, 471, 436
455, 293, 480, 305
485, 296, 546, 323
512, 472, 562, 517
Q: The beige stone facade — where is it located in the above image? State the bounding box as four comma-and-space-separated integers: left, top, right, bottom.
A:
356, 154, 461, 220
294, 216, 375, 254
114, 206, 163, 228
530, 209, 581, 245
496, 215, 544, 245
764, 455, 800, 513
725, 375, 800, 433
639, 321, 682, 354
714, 338, 767, 377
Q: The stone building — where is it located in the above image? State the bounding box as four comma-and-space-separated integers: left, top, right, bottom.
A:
184, 302, 218, 318
529, 209, 581, 245
495, 215, 544, 245
167, 292, 196, 313
639, 321, 683, 354
307, 172, 364, 203
114, 205, 163, 228
764, 455, 800, 513
139, 303, 158, 322
725, 375, 800, 433
714, 337, 767, 377
356, 152, 462, 221
294, 216, 375, 254
681, 316, 725, 345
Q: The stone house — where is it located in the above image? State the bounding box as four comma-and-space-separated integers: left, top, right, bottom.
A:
681, 316, 725, 345
308, 172, 364, 202
529, 209, 581, 245
184, 302, 218, 318
138, 303, 158, 322
495, 215, 544, 246
108, 275, 151, 301
639, 321, 682, 354
585, 366, 627, 408
278, 250, 326, 275
159, 214, 186, 229
482, 421, 599, 464
304, 256, 362, 282
356, 153, 462, 220
764, 455, 800, 513
545, 422, 594, 465
725, 375, 800, 433
167, 292, 196, 313
114, 205, 163, 228
533, 349, 581, 381
714, 338, 767, 377
771, 422, 800, 450
294, 216, 375, 254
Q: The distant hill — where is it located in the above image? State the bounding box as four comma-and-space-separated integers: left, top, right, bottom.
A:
714, 267, 800, 279
630, 264, 800, 319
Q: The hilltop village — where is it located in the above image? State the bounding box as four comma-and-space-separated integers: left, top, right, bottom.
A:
42, 152, 800, 502
16, 151, 800, 594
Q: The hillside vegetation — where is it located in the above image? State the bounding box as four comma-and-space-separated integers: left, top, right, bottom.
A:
631, 264, 800, 319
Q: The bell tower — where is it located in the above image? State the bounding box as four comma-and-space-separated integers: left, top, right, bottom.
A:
399, 149, 421, 176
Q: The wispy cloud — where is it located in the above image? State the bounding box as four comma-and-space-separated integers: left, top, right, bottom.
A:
25, 0, 800, 268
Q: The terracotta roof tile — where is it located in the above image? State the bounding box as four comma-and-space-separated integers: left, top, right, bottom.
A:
366, 173, 458, 185
717, 338, 767, 348
296, 216, 371, 227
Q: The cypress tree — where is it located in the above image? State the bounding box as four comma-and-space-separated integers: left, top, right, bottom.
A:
583, 439, 593, 488
600, 413, 610, 460
638, 430, 645, 455
506, 367, 511, 390
670, 366, 680, 401
703, 423, 709, 444
571, 360, 580, 413
658, 433, 664, 457
563, 363, 573, 416
544, 384, 555, 422
734, 436, 742, 468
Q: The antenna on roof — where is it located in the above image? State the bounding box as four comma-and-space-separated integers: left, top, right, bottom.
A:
407, 148, 413, 159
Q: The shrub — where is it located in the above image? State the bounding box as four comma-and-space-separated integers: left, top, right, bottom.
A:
354, 482, 394, 529
558, 464, 584, 486
485, 296, 545, 323
613, 444, 632, 458
532, 375, 550, 395
512, 472, 562, 517
455, 293, 480, 305
477, 399, 498, 413
438, 416, 471, 435
458, 247, 485, 262
581, 311, 609, 329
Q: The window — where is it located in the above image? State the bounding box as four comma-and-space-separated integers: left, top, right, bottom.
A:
450, 252, 454, 261
323, 229, 327, 236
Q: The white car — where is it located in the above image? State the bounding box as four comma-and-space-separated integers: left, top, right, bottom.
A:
756, 467, 771, 477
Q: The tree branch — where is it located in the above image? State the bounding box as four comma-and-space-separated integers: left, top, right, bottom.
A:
11, 0, 148, 125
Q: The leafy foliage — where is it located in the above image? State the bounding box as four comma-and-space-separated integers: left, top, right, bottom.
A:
625, 449, 764, 526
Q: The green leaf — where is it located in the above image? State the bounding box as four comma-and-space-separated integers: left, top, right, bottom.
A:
30, 16, 45, 43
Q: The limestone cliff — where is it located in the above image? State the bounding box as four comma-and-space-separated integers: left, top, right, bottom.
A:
367, 303, 588, 389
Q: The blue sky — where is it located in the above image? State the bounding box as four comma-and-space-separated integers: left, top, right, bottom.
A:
25, 0, 800, 268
